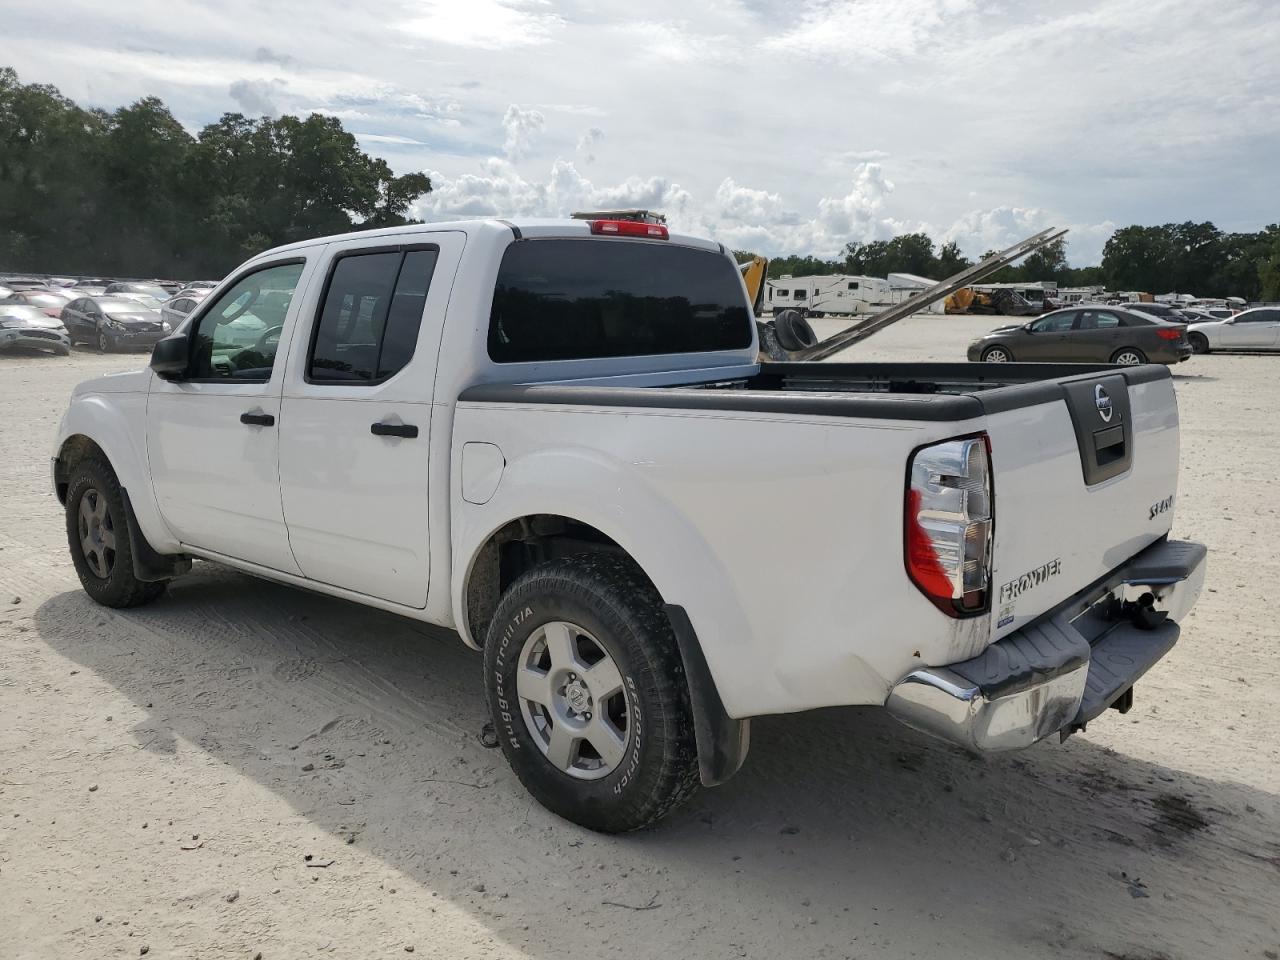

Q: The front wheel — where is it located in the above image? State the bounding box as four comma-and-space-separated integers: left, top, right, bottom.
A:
1189, 332, 1209, 354
1111, 347, 1146, 365
65, 457, 167, 608
97, 330, 112, 353
483, 554, 699, 833
982, 345, 1012, 362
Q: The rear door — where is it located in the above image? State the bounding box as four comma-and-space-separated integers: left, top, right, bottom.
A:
1077, 308, 1126, 360
278, 232, 465, 607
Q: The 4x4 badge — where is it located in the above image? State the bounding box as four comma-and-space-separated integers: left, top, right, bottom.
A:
1094, 384, 1113, 423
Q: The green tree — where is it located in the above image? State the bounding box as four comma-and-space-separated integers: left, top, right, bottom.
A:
0, 68, 434, 278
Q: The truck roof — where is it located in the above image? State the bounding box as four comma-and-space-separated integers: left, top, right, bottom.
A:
251, 217, 725, 260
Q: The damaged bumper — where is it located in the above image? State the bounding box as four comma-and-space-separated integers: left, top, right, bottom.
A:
885, 538, 1206, 752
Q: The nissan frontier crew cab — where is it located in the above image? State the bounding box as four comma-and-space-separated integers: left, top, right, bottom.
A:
53, 217, 1207, 832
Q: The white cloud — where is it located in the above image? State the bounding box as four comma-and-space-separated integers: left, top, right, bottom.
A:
576, 127, 603, 164
228, 78, 285, 117
398, 0, 563, 49
502, 105, 545, 160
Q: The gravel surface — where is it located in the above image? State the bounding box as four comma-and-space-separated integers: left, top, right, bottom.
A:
1, 324, 1277, 959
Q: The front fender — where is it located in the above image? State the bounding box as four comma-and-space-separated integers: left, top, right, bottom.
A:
54, 388, 178, 555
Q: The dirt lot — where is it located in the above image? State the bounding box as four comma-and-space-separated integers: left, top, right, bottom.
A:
1, 319, 1277, 960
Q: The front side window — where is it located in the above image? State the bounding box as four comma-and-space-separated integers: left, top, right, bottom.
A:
1239, 309, 1278, 323
189, 261, 305, 380
1031, 312, 1076, 333
308, 247, 438, 383
488, 239, 752, 363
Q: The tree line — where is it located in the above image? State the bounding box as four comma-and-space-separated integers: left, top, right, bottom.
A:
4, 66, 1278, 298
0, 67, 432, 279
751, 222, 1280, 302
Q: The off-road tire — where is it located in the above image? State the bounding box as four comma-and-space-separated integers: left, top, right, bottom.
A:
483, 553, 699, 833
65, 456, 167, 608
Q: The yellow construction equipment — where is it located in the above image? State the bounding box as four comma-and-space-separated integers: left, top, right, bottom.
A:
738, 256, 769, 316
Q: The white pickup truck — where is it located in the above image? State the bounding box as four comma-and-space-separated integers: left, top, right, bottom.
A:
53, 217, 1207, 832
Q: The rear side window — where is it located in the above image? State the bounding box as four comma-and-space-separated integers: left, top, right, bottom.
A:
309, 247, 439, 382
488, 239, 752, 363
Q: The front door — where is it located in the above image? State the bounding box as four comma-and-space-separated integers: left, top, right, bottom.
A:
1022, 310, 1077, 359
146, 258, 313, 573
1221, 309, 1280, 349
278, 232, 464, 608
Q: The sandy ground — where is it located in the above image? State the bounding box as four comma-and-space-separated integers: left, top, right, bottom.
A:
1, 320, 1277, 960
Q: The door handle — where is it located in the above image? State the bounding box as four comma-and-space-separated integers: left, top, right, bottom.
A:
371, 421, 418, 439
240, 411, 275, 427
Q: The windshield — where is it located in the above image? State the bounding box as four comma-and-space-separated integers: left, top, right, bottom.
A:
98, 299, 156, 316
488, 239, 752, 363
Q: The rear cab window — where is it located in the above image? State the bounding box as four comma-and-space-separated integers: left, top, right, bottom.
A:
487, 239, 752, 363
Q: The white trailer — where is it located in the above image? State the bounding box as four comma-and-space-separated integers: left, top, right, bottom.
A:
765, 274, 895, 317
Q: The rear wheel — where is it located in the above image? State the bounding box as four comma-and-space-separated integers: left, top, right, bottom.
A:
1111, 347, 1145, 365
65, 457, 166, 608
981, 345, 1012, 362
1189, 332, 1209, 354
483, 554, 699, 833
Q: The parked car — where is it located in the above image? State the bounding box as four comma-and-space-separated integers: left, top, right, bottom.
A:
1185, 307, 1280, 353
967, 306, 1191, 365
0, 289, 70, 318
0, 275, 51, 290
61, 296, 170, 352
1201, 308, 1237, 320
0, 304, 71, 355
1178, 309, 1220, 324
102, 281, 170, 301
71, 278, 116, 289
1123, 302, 1193, 324
158, 289, 209, 330
183, 280, 220, 289
51, 218, 1206, 833
0, 284, 11, 300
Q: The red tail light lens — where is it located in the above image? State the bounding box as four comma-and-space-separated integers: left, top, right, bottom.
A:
905, 434, 993, 617
1156, 327, 1182, 340
589, 219, 669, 239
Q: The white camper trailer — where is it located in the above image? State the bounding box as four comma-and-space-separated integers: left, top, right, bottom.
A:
765, 274, 896, 316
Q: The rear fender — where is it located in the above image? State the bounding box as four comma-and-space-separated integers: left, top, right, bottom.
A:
452, 446, 760, 719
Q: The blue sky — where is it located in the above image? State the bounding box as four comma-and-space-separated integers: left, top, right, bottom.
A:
5, 0, 1277, 264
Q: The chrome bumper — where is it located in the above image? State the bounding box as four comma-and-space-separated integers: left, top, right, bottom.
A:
886, 538, 1207, 753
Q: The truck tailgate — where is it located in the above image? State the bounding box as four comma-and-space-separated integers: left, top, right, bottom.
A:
982, 366, 1180, 638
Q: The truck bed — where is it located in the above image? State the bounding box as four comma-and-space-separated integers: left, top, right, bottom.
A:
460, 361, 1170, 422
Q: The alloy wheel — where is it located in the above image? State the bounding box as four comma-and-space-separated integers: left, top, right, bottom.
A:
983, 347, 1010, 362
77, 488, 116, 579
516, 620, 630, 780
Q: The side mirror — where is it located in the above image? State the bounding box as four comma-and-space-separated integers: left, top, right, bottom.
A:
1023, 323, 1035, 332
150, 333, 189, 381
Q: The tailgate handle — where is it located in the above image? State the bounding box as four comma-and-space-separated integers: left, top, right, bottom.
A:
1093, 424, 1125, 466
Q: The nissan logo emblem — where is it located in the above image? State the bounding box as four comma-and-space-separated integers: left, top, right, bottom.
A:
1095, 384, 1114, 423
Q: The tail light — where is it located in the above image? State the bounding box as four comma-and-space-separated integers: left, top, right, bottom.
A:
905, 434, 993, 616
1156, 327, 1183, 340
589, 219, 669, 239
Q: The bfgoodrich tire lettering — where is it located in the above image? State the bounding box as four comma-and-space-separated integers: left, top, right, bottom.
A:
483, 553, 699, 832
65, 456, 167, 608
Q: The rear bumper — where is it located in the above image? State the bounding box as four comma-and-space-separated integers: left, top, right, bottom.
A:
885, 538, 1206, 752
